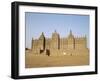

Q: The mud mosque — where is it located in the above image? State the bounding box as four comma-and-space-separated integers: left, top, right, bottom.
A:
26, 30, 89, 56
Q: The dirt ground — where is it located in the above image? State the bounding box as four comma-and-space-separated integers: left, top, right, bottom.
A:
25, 54, 89, 68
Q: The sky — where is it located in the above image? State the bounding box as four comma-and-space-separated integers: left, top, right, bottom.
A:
25, 12, 89, 48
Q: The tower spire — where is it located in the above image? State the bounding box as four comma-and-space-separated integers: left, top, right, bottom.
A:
70, 29, 72, 36
39, 32, 45, 39
68, 29, 74, 38
41, 32, 44, 36
54, 30, 57, 33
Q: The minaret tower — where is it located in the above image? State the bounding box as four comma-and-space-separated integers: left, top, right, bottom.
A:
51, 30, 60, 49
39, 32, 45, 50
67, 30, 75, 49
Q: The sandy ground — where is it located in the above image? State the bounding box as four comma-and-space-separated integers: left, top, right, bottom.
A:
25, 54, 89, 68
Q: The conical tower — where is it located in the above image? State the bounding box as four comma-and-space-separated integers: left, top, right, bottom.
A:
51, 30, 60, 49
39, 32, 45, 50
67, 30, 75, 49
68, 30, 74, 38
